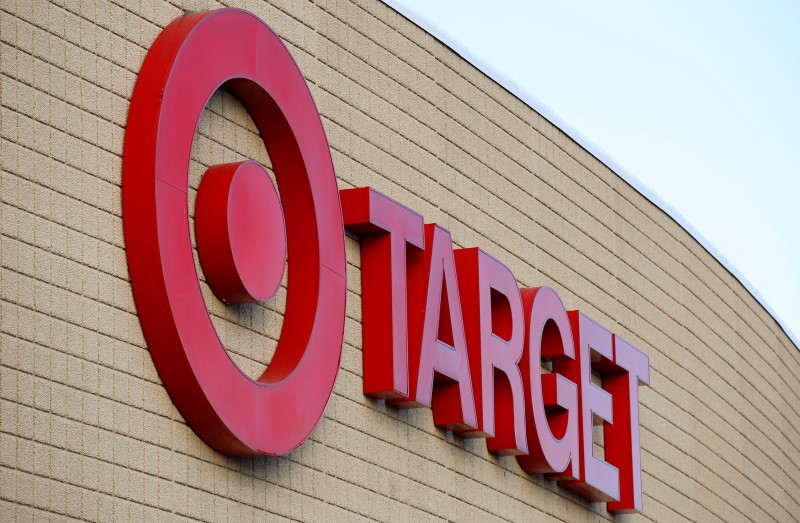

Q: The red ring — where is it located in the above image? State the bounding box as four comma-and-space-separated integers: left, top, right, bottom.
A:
122, 8, 346, 455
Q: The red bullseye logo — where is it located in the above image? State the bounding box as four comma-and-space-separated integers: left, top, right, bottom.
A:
122, 9, 346, 456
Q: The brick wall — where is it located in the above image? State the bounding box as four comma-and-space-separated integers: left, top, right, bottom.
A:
2, 0, 799, 521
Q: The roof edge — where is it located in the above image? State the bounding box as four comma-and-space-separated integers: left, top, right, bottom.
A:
381, 0, 800, 352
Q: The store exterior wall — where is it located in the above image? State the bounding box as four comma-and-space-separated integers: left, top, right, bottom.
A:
2, 1, 799, 522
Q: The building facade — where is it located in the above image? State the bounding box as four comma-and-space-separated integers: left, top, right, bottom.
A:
2, 1, 799, 521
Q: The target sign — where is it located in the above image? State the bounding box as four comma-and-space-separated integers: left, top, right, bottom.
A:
122, 8, 346, 456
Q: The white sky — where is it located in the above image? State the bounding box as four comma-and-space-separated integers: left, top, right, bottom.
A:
386, 0, 800, 347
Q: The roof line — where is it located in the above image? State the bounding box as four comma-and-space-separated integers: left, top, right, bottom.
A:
381, 0, 799, 352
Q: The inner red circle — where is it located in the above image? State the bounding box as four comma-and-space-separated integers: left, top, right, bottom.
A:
196, 161, 286, 304
230, 162, 286, 301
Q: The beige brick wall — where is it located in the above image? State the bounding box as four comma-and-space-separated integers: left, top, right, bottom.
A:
2, 0, 799, 521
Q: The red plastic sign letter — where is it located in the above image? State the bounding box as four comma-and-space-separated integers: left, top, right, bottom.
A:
516, 287, 580, 478
340, 187, 424, 399
392, 224, 478, 431
605, 335, 650, 513
455, 248, 527, 454
561, 312, 620, 501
